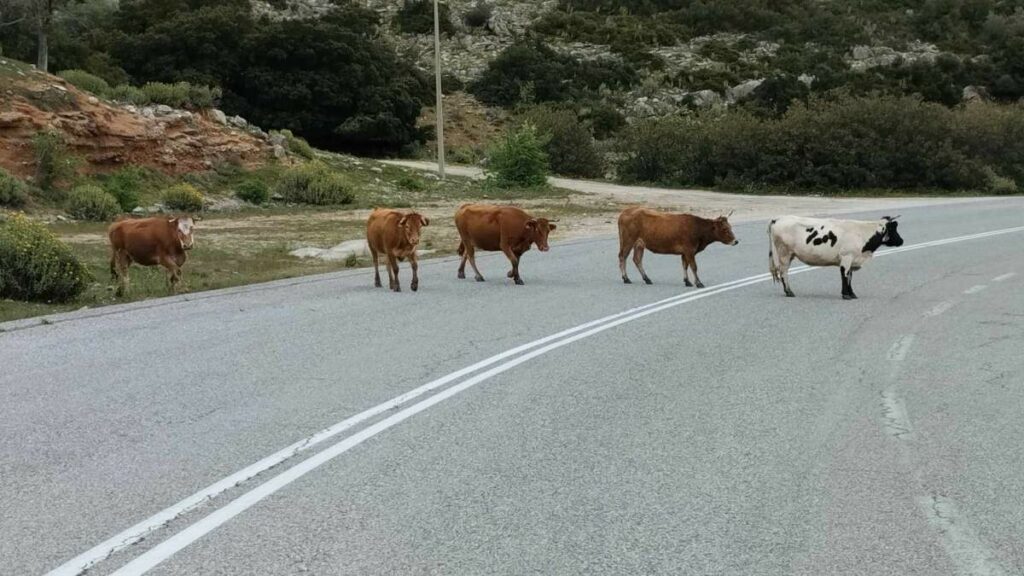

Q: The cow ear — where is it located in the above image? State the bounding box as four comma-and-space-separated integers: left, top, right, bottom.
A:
525, 219, 537, 229
549, 223, 557, 231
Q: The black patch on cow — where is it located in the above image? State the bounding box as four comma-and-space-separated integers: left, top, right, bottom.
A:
811, 231, 837, 247
805, 230, 819, 244
862, 230, 885, 253
805, 227, 814, 233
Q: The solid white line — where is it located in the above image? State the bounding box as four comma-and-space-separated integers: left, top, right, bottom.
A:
964, 285, 988, 295
44, 273, 782, 576
49, 224, 1024, 576
919, 496, 1009, 576
992, 272, 1016, 282
924, 301, 955, 318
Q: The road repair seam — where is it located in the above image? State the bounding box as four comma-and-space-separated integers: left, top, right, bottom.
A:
46, 224, 1024, 576
918, 496, 1010, 576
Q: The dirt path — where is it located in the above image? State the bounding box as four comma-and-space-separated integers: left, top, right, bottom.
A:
383, 160, 989, 229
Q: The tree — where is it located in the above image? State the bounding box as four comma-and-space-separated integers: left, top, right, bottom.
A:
5, 0, 69, 72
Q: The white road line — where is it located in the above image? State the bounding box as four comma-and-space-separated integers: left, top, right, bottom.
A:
47, 224, 1024, 576
44, 272, 782, 576
924, 301, 956, 318
887, 335, 915, 363
992, 272, 1016, 282
918, 496, 1010, 576
880, 391, 913, 440
964, 285, 988, 295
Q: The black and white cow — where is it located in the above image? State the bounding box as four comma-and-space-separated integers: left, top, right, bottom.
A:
768, 215, 904, 299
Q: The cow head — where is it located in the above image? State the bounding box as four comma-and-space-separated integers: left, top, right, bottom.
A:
881, 216, 903, 247
713, 214, 739, 246
398, 212, 429, 246
171, 216, 196, 250
526, 218, 557, 252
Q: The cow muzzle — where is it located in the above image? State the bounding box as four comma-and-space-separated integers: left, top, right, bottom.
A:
731, 240, 739, 246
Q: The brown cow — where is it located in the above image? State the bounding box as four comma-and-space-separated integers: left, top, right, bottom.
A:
366, 208, 429, 292
454, 204, 556, 285
618, 207, 738, 287
108, 215, 196, 296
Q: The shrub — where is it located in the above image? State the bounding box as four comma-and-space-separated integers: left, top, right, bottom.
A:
486, 123, 550, 188
279, 130, 316, 160
0, 170, 30, 208
441, 72, 464, 95
162, 183, 205, 211
57, 69, 111, 97
464, 1, 492, 28
187, 84, 222, 109
66, 185, 122, 221
395, 174, 427, 191
518, 105, 604, 178
32, 131, 76, 191
274, 163, 354, 205
141, 82, 190, 108
101, 166, 155, 211
395, 0, 456, 35
236, 179, 270, 205
0, 213, 91, 303
108, 84, 151, 106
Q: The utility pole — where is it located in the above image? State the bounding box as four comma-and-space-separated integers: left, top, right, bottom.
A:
433, 0, 446, 179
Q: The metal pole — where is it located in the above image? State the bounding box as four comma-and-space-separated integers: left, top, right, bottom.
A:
433, 0, 446, 179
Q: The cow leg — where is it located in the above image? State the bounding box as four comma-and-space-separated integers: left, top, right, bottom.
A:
502, 245, 524, 285
840, 255, 857, 300
633, 242, 652, 285
112, 250, 130, 296
159, 256, 182, 294
371, 247, 382, 288
409, 252, 420, 292
465, 244, 485, 282
618, 236, 633, 284
777, 249, 795, 297
388, 253, 401, 292
680, 254, 694, 287
685, 251, 705, 288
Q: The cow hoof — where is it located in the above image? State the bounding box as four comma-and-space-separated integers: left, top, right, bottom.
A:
393, 287, 402, 293
785, 291, 795, 298
411, 283, 418, 292
623, 277, 632, 284
374, 281, 382, 288
843, 293, 857, 300
507, 271, 515, 278
696, 282, 705, 289
643, 277, 653, 285
475, 276, 485, 282
457, 271, 465, 279
514, 278, 525, 286
684, 280, 693, 287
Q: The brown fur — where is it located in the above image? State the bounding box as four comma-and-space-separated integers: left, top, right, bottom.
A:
454, 204, 556, 285
366, 208, 429, 292
108, 216, 195, 296
617, 207, 738, 287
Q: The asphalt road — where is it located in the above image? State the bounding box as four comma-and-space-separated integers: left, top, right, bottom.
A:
2, 198, 1023, 576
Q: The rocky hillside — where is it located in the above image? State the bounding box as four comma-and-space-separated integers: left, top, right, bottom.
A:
0, 58, 276, 181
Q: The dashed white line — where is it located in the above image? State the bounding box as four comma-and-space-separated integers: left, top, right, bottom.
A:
992, 273, 1016, 282
887, 335, 915, 363
964, 285, 988, 295
924, 301, 956, 318
46, 224, 1024, 576
919, 496, 1010, 576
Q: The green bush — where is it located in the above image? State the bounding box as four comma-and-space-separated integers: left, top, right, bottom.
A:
464, 1, 492, 28
141, 81, 190, 108
279, 130, 316, 160
236, 179, 270, 205
0, 170, 30, 208
0, 212, 91, 303
32, 131, 76, 191
274, 163, 354, 205
162, 183, 205, 212
66, 185, 122, 221
518, 105, 604, 178
108, 84, 151, 106
616, 95, 1024, 192
57, 69, 111, 97
486, 123, 550, 188
187, 84, 222, 109
101, 166, 154, 211
395, 0, 455, 35
395, 174, 427, 191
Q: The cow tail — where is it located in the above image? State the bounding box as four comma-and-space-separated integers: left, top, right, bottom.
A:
768, 219, 780, 284
457, 241, 465, 257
